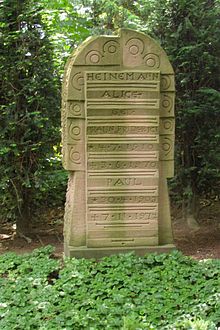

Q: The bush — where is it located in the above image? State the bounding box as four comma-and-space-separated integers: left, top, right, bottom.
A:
0, 0, 61, 231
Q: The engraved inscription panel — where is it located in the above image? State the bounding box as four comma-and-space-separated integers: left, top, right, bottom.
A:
86, 70, 160, 247
62, 29, 176, 256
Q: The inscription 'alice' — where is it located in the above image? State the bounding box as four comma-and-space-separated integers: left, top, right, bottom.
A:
102, 91, 143, 99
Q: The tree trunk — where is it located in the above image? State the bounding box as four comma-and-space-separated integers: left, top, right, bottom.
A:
16, 212, 31, 235
185, 193, 200, 230
15, 186, 32, 235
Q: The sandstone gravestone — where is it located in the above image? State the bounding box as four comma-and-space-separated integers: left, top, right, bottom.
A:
62, 29, 175, 258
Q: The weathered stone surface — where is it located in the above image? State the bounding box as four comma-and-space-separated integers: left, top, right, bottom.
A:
62, 29, 175, 258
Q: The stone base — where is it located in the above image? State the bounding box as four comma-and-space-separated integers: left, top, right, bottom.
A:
65, 244, 176, 259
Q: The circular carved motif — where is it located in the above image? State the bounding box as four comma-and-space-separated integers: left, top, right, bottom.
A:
71, 72, 84, 91
163, 119, 173, 131
161, 75, 171, 90
69, 123, 81, 140
69, 103, 81, 116
162, 137, 172, 156
125, 38, 144, 55
69, 147, 81, 164
129, 45, 139, 55
73, 104, 81, 113
103, 40, 119, 54
162, 94, 172, 113
163, 143, 170, 151
144, 53, 160, 68
86, 50, 102, 64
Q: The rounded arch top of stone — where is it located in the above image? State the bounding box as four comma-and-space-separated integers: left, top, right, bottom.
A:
62, 28, 174, 101
62, 28, 175, 178
120, 28, 174, 73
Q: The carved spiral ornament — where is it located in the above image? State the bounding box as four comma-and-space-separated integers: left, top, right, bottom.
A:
161, 94, 172, 113
69, 146, 81, 164
161, 75, 171, 90
69, 123, 81, 141
126, 38, 144, 55
71, 72, 84, 91
69, 103, 82, 116
86, 50, 102, 64
144, 53, 160, 68
163, 119, 173, 132
161, 137, 172, 156
103, 40, 119, 54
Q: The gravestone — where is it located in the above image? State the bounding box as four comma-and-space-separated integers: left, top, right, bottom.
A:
62, 29, 175, 258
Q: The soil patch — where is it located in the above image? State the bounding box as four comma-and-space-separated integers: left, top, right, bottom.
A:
0, 203, 219, 259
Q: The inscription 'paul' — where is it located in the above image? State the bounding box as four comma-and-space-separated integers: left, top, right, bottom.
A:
107, 177, 142, 186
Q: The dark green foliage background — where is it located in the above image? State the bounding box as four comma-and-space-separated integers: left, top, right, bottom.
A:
0, 0, 65, 229
0, 247, 219, 329
150, 0, 220, 205
0, 0, 219, 228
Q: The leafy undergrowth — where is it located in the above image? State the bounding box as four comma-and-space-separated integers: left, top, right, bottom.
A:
0, 247, 219, 330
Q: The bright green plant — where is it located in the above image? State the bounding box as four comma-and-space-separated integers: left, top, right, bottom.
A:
39, 0, 91, 73
0, 248, 220, 329
170, 317, 217, 330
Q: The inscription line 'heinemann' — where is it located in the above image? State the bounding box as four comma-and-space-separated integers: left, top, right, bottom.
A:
86, 80, 159, 84
86, 80, 160, 85
86, 72, 160, 81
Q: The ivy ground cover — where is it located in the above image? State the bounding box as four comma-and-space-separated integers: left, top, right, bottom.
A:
0, 246, 219, 329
